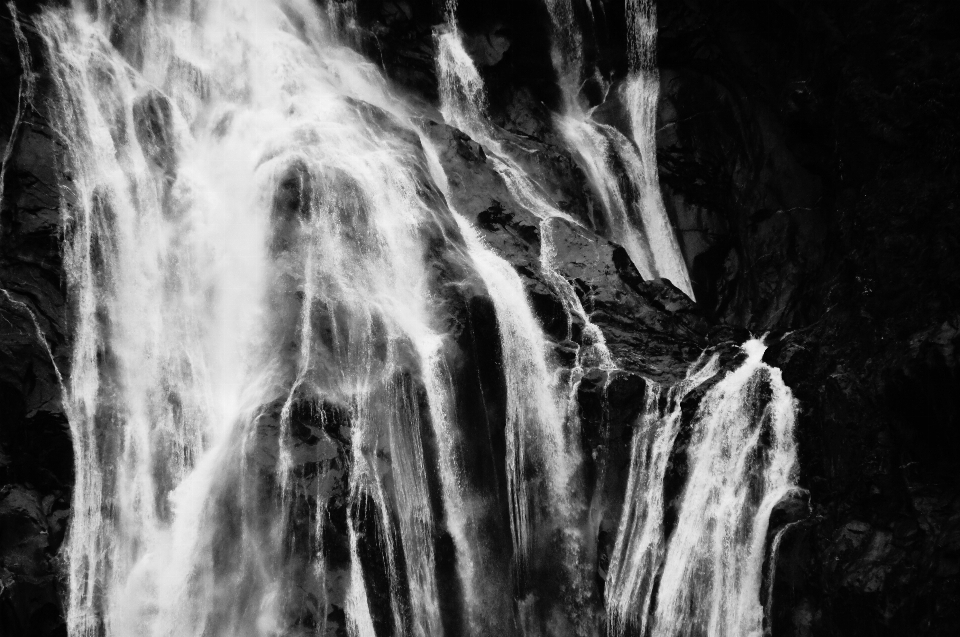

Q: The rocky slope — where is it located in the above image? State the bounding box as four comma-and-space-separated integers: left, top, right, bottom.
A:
1, 1, 958, 636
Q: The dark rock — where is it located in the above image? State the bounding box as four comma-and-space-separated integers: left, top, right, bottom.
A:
132, 90, 176, 179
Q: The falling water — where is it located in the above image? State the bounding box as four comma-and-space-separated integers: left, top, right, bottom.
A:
544, 0, 695, 299
32, 0, 803, 635
435, 8, 621, 629
607, 340, 799, 637
38, 0, 519, 634
622, 1, 692, 300
763, 518, 805, 637
605, 352, 721, 637
660, 340, 798, 637
449, 214, 560, 568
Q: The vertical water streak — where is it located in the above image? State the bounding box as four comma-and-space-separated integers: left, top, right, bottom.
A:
435, 7, 615, 392
311, 491, 330, 637
553, 114, 658, 280
763, 518, 804, 637
652, 339, 800, 637
346, 494, 379, 637
543, 0, 695, 299
41, 0, 488, 634
435, 13, 615, 632
0, 288, 65, 389
430, 136, 574, 595
347, 383, 408, 637
605, 353, 720, 637
436, 13, 573, 485
40, 12, 127, 634
622, 0, 694, 298
452, 215, 563, 569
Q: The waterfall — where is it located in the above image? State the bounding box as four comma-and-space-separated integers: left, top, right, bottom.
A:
450, 214, 559, 569
621, 0, 693, 300
33, 0, 801, 635
544, 0, 695, 299
435, 10, 615, 632
605, 353, 722, 637
39, 1, 512, 634
663, 340, 798, 637
607, 340, 799, 637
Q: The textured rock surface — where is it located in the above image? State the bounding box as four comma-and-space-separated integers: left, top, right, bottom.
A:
1, 4, 71, 635
1, 0, 958, 636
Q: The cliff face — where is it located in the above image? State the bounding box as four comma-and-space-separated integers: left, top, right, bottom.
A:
0, 3, 72, 633
0, 1, 958, 636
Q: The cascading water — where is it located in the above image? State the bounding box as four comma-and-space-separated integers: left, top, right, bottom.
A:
31, 0, 803, 635
39, 1, 523, 634
435, 9, 619, 632
543, 0, 695, 299
606, 340, 799, 637
621, 0, 693, 300
605, 352, 722, 637
651, 340, 799, 637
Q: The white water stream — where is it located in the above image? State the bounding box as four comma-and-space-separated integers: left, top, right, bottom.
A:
607, 340, 800, 637
436, 11, 619, 632
26, 1, 800, 636
605, 352, 722, 637
544, 0, 694, 299
39, 1, 499, 634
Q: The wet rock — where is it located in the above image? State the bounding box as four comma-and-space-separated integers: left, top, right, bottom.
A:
461, 25, 510, 67
132, 89, 176, 179
1, 1, 959, 635
426, 118, 714, 384
0, 10, 70, 635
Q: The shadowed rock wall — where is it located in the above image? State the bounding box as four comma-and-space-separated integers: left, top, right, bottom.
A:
1, 2, 71, 635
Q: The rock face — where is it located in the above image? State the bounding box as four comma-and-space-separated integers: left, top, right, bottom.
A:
0, 1, 958, 636
1, 3, 71, 635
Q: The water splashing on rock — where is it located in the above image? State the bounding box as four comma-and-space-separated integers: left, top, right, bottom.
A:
31, 1, 802, 635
